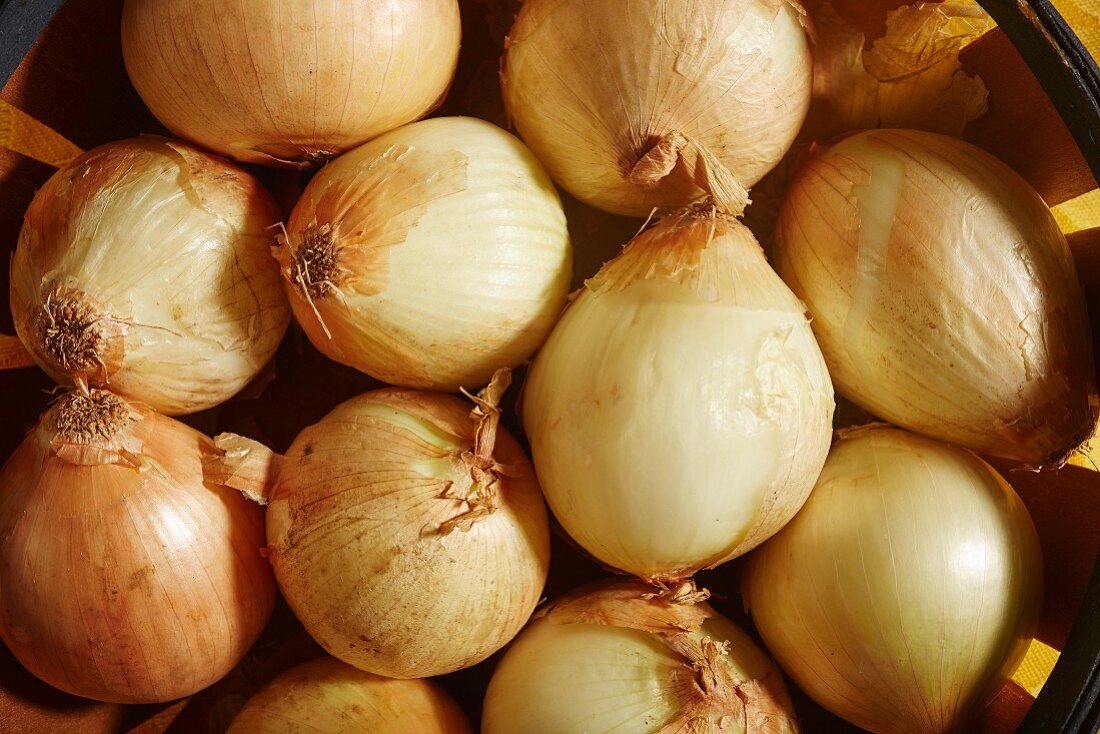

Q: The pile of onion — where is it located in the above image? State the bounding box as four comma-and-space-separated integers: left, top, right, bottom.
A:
522, 209, 834, 581
275, 116, 573, 391
266, 370, 549, 678
0, 389, 274, 703
9, 137, 290, 416
482, 580, 800, 733
227, 656, 471, 734
774, 128, 1096, 465
744, 425, 1043, 734
122, 0, 461, 166
502, 0, 813, 216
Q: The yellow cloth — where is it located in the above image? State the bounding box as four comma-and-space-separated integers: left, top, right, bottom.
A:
0, 98, 82, 167
1013, 638, 1062, 697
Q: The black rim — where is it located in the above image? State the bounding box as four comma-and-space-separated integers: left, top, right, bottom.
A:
1, 0, 1100, 732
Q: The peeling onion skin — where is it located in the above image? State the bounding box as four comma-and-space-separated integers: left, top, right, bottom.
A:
267, 381, 550, 679
122, 0, 461, 167
502, 0, 813, 217
0, 390, 275, 704
744, 426, 1043, 734
482, 581, 800, 734
9, 138, 291, 416
227, 656, 472, 734
774, 128, 1096, 466
522, 211, 834, 581
275, 116, 573, 392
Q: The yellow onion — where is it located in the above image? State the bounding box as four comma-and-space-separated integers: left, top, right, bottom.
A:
122, 0, 461, 167
9, 138, 290, 416
275, 116, 572, 391
522, 210, 834, 581
744, 425, 1043, 734
502, 0, 813, 217
482, 580, 800, 733
774, 128, 1096, 465
227, 656, 471, 734
0, 389, 275, 703
267, 371, 549, 678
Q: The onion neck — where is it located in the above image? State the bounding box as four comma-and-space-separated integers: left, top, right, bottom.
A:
45, 388, 144, 468
436, 369, 513, 534
627, 131, 750, 216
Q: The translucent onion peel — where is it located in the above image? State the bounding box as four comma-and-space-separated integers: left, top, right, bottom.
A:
775, 128, 1097, 465
8, 137, 290, 416
522, 210, 834, 581
0, 389, 275, 704
121, 0, 461, 167
744, 425, 1043, 734
502, 0, 813, 217
482, 580, 800, 733
267, 370, 550, 678
275, 116, 572, 392
804, 1, 992, 140
227, 656, 471, 734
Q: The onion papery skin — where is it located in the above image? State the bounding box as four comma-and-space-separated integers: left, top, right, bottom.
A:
122, 0, 461, 167
482, 581, 800, 734
0, 390, 275, 704
744, 426, 1043, 734
276, 116, 573, 392
9, 138, 290, 416
267, 384, 550, 679
502, 0, 813, 217
521, 211, 834, 581
774, 128, 1096, 465
227, 656, 472, 734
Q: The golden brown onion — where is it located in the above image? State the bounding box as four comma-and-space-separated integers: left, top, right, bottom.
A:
9, 138, 290, 416
275, 116, 572, 392
522, 210, 834, 581
775, 128, 1096, 465
744, 425, 1043, 734
267, 371, 550, 678
122, 0, 461, 166
482, 580, 800, 733
503, 0, 813, 216
227, 656, 471, 734
0, 389, 275, 703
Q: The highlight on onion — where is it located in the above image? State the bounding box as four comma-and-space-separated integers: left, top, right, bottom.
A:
744, 425, 1043, 734
482, 580, 800, 734
227, 656, 472, 734
9, 137, 290, 416
122, 0, 461, 167
522, 209, 834, 582
275, 116, 573, 392
267, 370, 550, 678
502, 0, 813, 217
0, 389, 275, 704
774, 128, 1096, 466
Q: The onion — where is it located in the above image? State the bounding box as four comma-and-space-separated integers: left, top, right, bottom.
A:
275, 116, 573, 391
482, 580, 800, 733
0, 389, 275, 704
502, 0, 813, 217
774, 128, 1096, 465
227, 656, 471, 734
744, 425, 1043, 734
121, 0, 461, 167
522, 210, 834, 581
267, 370, 550, 678
9, 137, 290, 416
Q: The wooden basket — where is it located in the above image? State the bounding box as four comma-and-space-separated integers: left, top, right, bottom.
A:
1, 0, 1099, 731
